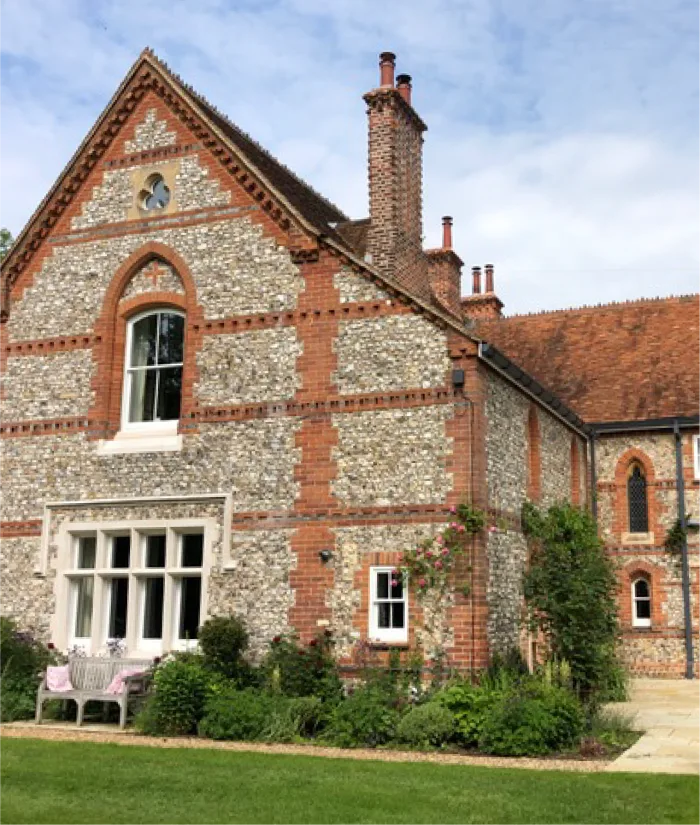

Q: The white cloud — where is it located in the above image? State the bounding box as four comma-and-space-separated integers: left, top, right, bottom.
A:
1, 0, 697, 313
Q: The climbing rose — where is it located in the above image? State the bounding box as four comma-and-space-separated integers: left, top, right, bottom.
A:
309, 639, 318, 647
450, 506, 457, 514
418, 578, 426, 588
272, 635, 282, 644
442, 548, 449, 556
434, 560, 443, 570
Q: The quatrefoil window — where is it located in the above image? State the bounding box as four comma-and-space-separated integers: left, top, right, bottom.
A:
139, 174, 171, 211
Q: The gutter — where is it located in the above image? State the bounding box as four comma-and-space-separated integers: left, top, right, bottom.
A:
590, 415, 699, 435
673, 419, 695, 679
478, 341, 589, 436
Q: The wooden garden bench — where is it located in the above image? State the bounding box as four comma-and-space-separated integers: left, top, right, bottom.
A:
36, 657, 153, 729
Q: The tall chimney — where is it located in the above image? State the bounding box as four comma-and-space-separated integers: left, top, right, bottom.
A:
442, 215, 453, 249
472, 266, 481, 294
484, 263, 494, 293
462, 263, 504, 320
364, 52, 428, 296
426, 216, 463, 318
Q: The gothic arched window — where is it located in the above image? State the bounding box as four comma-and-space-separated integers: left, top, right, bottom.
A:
627, 463, 649, 534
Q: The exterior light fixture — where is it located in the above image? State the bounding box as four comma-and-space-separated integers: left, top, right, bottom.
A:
319, 550, 333, 563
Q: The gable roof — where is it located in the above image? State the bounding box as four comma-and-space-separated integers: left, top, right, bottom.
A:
475, 295, 700, 423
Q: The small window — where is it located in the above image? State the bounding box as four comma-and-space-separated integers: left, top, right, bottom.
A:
369, 567, 407, 644
123, 309, 184, 428
139, 174, 171, 211
627, 463, 649, 534
632, 577, 651, 627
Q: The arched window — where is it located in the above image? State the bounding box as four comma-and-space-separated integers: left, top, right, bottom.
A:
122, 309, 184, 428
627, 463, 649, 533
632, 577, 651, 627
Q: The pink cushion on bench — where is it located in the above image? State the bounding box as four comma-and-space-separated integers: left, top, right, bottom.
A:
105, 668, 145, 695
46, 665, 73, 692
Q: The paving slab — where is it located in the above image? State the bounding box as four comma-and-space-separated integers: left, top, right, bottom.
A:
605, 678, 699, 775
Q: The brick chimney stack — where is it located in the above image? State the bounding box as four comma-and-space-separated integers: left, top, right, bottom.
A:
462, 263, 504, 320
364, 52, 428, 297
426, 217, 463, 318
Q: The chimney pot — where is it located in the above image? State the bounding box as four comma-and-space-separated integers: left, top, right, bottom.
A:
379, 52, 396, 87
472, 265, 482, 295
484, 263, 494, 293
442, 216, 453, 249
396, 73, 412, 104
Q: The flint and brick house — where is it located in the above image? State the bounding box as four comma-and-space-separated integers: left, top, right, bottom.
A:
0, 50, 696, 676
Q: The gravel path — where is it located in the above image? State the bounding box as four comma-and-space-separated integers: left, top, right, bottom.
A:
2, 723, 608, 772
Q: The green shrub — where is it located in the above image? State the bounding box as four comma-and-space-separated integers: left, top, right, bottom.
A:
396, 703, 455, 747
135, 655, 220, 736
199, 688, 279, 741
325, 686, 400, 748
1, 618, 55, 722
198, 615, 249, 681
479, 681, 585, 756
432, 680, 500, 746
264, 633, 342, 704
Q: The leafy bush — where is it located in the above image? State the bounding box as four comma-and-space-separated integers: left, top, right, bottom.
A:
479, 681, 585, 756
432, 680, 500, 746
198, 615, 249, 681
199, 688, 279, 741
396, 703, 455, 747
325, 686, 400, 748
1, 618, 55, 722
264, 633, 342, 704
135, 655, 221, 736
522, 502, 623, 701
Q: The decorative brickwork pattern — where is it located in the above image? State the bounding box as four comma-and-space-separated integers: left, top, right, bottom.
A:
332, 406, 454, 507
335, 315, 450, 395
195, 328, 303, 405
121, 259, 185, 301
2, 351, 95, 421
123, 108, 177, 154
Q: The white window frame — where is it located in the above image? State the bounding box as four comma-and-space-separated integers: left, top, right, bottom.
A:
57, 519, 211, 656
369, 566, 408, 644
631, 577, 652, 628
693, 435, 700, 480
120, 308, 185, 436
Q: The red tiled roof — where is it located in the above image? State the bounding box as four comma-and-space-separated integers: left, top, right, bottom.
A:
475, 295, 700, 423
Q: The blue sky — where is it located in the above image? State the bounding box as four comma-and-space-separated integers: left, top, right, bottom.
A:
1, 0, 698, 313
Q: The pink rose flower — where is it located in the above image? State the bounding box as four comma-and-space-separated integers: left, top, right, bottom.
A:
449, 506, 457, 514
442, 548, 449, 556
488, 525, 498, 533
426, 550, 433, 558
458, 525, 466, 532
418, 578, 426, 588
434, 560, 443, 570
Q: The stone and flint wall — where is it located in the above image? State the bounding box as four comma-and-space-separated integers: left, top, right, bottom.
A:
1, 91, 486, 668
595, 430, 699, 677
484, 371, 586, 656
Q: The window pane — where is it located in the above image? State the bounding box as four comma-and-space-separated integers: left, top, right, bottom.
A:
130, 315, 157, 367
377, 602, 391, 629
77, 536, 96, 569
391, 601, 405, 629
636, 599, 651, 620
145, 535, 166, 568
390, 577, 403, 599
178, 576, 201, 639
156, 367, 182, 421
628, 465, 649, 533
158, 313, 184, 365
74, 578, 93, 638
108, 578, 129, 638
129, 368, 158, 423
111, 536, 131, 568
634, 579, 650, 599
181, 533, 203, 568
142, 577, 164, 639
376, 573, 389, 600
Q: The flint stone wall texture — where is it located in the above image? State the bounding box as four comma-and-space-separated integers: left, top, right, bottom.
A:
71, 155, 230, 231
596, 432, 677, 481
621, 635, 699, 676
0, 418, 301, 522
8, 217, 304, 340
486, 530, 528, 655
2, 351, 95, 421
123, 108, 177, 154
334, 315, 450, 394
539, 410, 573, 507
195, 328, 303, 406
485, 375, 527, 514
330, 523, 441, 658
0, 537, 53, 639
121, 261, 185, 301
332, 405, 454, 507
208, 529, 295, 659
334, 267, 390, 304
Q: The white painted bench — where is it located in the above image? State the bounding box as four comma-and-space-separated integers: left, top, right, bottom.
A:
36, 658, 153, 729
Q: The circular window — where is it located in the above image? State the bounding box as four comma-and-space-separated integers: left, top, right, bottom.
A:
139, 174, 171, 211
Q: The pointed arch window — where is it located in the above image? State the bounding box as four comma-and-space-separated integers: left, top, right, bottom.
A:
627, 463, 649, 534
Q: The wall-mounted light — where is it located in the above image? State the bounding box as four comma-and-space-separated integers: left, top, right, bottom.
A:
319, 549, 333, 563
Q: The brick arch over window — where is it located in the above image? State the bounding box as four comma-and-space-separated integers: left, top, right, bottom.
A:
618, 559, 663, 628
612, 448, 658, 538
570, 436, 581, 505
89, 243, 204, 439
527, 404, 541, 501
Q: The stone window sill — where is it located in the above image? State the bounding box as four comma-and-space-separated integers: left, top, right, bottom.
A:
621, 532, 654, 546
96, 427, 182, 456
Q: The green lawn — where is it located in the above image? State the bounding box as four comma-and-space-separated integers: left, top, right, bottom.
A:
1, 738, 697, 824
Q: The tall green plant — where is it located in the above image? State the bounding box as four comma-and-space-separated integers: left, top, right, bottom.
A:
522, 502, 621, 701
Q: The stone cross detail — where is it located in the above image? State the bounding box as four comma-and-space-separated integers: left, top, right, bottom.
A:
143, 260, 168, 288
